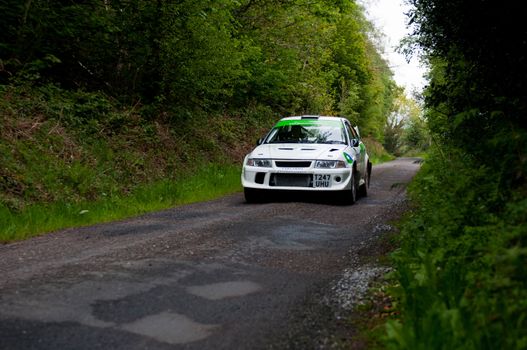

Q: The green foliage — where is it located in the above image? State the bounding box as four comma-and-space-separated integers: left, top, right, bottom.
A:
0, 164, 241, 242
0, 83, 251, 243
158, 0, 246, 111
383, 116, 404, 156
402, 116, 428, 152
362, 137, 395, 164
386, 148, 527, 349
0, 0, 397, 127
0, 84, 269, 214
383, 91, 427, 156
406, 0, 527, 181
384, 0, 527, 347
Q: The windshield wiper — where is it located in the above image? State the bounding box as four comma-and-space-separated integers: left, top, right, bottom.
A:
317, 140, 346, 144
269, 140, 299, 144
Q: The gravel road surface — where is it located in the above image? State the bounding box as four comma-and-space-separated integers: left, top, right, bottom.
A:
0, 158, 420, 350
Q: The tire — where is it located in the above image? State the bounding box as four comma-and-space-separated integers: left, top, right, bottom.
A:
244, 187, 263, 203
358, 167, 369, 198
339, 169, 358, 205
367, 161, 372, 187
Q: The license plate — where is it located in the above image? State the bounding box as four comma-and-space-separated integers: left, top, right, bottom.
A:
314, 174, 331, 188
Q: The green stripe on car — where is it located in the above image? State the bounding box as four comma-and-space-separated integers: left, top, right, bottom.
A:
275, 119, 342, 127
343, 152, 353, 164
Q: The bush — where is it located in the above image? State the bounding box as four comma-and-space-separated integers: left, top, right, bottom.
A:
385, 147, 527, 349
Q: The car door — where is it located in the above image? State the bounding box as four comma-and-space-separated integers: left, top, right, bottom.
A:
354, 126, 368, 176
344, 122, 362, 172
346, 123, 366, 177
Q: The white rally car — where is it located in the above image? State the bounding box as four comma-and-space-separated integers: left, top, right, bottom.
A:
241, 115, 372, 203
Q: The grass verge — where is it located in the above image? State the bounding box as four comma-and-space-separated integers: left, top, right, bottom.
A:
0, 163, 241, 243
363, 137, 395, 165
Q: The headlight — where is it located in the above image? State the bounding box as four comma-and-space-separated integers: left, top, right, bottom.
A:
315, 160, 346, 169
247, 158, 272, 167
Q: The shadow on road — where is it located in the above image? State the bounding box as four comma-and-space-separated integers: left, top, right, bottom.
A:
244, 190, 357, 206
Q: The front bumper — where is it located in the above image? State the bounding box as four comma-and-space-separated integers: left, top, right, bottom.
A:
241, 160, 352, 191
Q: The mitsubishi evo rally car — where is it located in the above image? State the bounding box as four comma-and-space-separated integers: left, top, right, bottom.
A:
242, 115, 372, 203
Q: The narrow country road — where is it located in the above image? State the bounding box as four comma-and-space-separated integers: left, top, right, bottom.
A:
0, 158, 420, 350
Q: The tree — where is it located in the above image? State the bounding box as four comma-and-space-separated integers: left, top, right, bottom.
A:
383, 89, 422, 155
0, 0, 398, 133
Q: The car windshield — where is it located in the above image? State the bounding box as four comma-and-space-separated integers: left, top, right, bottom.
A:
265, 120, 346, 144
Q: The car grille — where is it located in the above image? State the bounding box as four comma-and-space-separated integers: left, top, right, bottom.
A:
269, 173, 312, 187
275, 161, 312, 168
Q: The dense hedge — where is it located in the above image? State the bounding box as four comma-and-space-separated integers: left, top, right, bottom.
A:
386, 0, 527, 348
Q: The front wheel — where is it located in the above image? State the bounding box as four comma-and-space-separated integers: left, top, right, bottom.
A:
358, 161, 372, 198
338, 170, 358, 205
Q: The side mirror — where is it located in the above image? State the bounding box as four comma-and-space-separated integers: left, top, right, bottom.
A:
351, 139, 360, 147
256, 138, 263, 146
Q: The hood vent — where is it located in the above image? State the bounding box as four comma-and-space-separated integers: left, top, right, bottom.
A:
278, 147, 294, 150
300, 148, 316, 151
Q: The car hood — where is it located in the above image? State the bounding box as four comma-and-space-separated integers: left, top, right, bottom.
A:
250, 143, 347, 160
